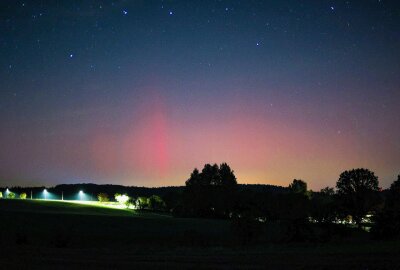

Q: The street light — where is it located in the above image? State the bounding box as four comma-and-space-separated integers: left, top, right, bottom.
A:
79, 190, 84, 201
44, 189, 48, 200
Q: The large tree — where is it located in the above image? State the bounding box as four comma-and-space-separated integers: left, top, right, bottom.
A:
148, 195, 166, 211
185, 163, 237, 188
372, 175, 400, 238
183, 163, 238, 218
289, 179, 308, 194
201, 163, 220, 185
219, 163, 237, 187
185, 168, 201, 186
336, 168, 380, 225
288, 179, 312, 199
390, 175, 400, 191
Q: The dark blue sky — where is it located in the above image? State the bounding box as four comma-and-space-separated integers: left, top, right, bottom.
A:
0, 0, 399, 189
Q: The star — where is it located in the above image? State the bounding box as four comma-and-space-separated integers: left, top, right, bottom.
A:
69, 54, 74, 58
122, 10, 128, 15
169, 11, 173, 15
330, 6, 335, 11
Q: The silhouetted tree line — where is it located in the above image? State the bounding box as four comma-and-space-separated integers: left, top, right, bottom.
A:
173, 165, 399, 242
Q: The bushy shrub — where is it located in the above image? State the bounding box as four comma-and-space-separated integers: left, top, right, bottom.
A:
115, 194, 130, 207
97, 192, 109, 202
20, 193, 27, 199
135, 197, 149, 210
148, 195, 166, 211
7, 192, 16, 199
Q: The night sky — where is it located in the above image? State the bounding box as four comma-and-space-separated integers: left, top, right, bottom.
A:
1, 1, 399, 189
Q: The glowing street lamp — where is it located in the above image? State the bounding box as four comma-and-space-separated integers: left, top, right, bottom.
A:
43, 189, 48, 200
79, 190, 84, 201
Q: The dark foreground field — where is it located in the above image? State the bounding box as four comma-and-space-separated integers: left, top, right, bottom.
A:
0, 199, 399, 269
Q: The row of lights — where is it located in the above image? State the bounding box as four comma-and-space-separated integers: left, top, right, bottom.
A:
4, 188, 85, 201
43, 189, 84, 200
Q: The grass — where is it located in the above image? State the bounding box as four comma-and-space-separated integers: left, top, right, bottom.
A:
0, 199, 231, 248
0, 199, 399, 269
0, 199, 135, 216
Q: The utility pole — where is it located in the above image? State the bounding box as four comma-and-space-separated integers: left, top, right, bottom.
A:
30, 190, 32, 200
62, 191, 64, 201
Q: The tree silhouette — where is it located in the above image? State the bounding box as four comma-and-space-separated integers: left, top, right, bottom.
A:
372, 174, 400, 239
310, 187, 337, 223
289, 179, 308, 194
148, 195, 166, 211
219, 163, 237, 187
201, 163, 220, 185
320, 187, 335, 196
390, 175, 400, 191
185, 163, 237, 188
288, 179, 312, 199
183, 163, 238, 218
336, 168, 380, 226
185, 168, 201, 186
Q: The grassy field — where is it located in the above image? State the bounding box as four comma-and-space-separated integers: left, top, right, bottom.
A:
0, 199, 399, 269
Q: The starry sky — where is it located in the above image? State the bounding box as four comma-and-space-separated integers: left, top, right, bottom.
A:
0, 0, 399, 189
